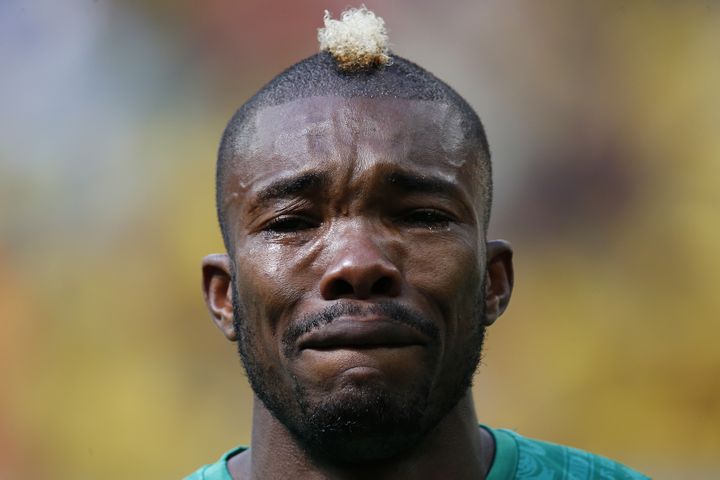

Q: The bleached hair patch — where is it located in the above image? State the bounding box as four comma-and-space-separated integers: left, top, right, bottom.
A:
317, 6, 391, 71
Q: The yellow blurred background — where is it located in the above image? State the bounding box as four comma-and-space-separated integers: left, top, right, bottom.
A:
1, 1, 718, 478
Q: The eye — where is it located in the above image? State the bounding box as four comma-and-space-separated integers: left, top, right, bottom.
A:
400, 209, 454, 229
264, 215, 319, 233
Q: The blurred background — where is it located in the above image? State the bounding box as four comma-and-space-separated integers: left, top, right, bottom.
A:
1, 0, 719, 478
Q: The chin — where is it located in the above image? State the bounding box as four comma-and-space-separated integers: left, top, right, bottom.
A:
236, 298, 488, 464
292, 381, 432, 463
251, 354, 477, 464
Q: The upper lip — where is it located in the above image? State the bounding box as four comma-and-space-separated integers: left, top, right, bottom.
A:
297, 316, 430, 350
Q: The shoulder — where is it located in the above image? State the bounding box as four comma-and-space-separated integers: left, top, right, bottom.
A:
488, 427, 650, 480
183, 446, 246, 480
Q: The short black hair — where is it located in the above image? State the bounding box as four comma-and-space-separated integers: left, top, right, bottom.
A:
217, 52, 492, 250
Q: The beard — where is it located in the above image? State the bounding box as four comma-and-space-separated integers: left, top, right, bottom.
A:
231, 276, 487, 464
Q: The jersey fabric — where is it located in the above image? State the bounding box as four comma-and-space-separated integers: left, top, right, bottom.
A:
184, 426, 650, 479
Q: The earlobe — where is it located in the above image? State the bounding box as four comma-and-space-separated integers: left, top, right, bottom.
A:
483, 240, 514, 326
201, 253, 237, 341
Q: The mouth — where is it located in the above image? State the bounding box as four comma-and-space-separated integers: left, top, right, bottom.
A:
297, 317, 430, 351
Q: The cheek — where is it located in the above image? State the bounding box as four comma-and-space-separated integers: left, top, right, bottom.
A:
233, 241, 312, 343
406, 235, 484, 332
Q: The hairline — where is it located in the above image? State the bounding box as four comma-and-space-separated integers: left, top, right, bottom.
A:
216, 56, 493, 251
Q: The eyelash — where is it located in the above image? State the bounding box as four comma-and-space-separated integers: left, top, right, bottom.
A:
261, 209, 454, 235
399, 209, 454, 229
263, 215, 318, 233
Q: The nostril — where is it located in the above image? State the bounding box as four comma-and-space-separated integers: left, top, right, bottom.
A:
328, 279, 354, 298
371, 276, 394, 295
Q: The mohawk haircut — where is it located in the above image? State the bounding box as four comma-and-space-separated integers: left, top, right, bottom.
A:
216, 51, 493, 251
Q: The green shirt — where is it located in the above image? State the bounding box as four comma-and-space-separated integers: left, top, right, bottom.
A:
185, 426, 650, 479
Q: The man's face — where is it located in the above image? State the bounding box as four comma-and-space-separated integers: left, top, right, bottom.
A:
204, 96, 511, 461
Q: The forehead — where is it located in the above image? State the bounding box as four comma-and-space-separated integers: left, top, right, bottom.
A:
224, 96, 485, 198
253, 96, 470, 155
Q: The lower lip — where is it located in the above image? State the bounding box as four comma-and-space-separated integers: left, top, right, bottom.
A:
296, 346, 429, 383
300, 344, 424, 364
304, 343, 421, 351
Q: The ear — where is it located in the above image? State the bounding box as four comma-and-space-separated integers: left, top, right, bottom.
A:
201, 253, 237, 341
483, 240, 514, 326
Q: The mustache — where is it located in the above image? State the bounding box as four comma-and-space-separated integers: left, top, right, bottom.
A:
282, 301, 439, 356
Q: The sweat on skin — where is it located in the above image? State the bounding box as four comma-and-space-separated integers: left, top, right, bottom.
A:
201, 95, 512, 479
189, 6, 651, 479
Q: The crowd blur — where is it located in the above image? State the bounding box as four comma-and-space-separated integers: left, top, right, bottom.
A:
1, 1, 718, 478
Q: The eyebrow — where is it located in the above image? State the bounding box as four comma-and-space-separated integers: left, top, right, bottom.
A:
384, 171, 461, 198
256, 171, 328, 202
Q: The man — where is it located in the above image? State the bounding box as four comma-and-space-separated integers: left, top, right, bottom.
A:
188, 7, 648, 480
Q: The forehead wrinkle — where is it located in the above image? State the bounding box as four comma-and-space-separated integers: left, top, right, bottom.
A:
414, 103, 473, 166
252, 101, 366, 168
233, 96, 482, 202
250, 97, 473, 153
272, 119, 334, 153
362, 100, 473, 167
247, 100, 324, 161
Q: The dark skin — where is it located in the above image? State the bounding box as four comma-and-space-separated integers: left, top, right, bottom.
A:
202, 96, 514, 480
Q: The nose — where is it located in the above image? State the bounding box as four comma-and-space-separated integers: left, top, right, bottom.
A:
319, 227, 402, 300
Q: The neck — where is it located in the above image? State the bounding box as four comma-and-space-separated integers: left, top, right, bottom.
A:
230, 391, 494, 480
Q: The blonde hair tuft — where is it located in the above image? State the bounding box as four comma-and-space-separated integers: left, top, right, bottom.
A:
317, 6, 391, 71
